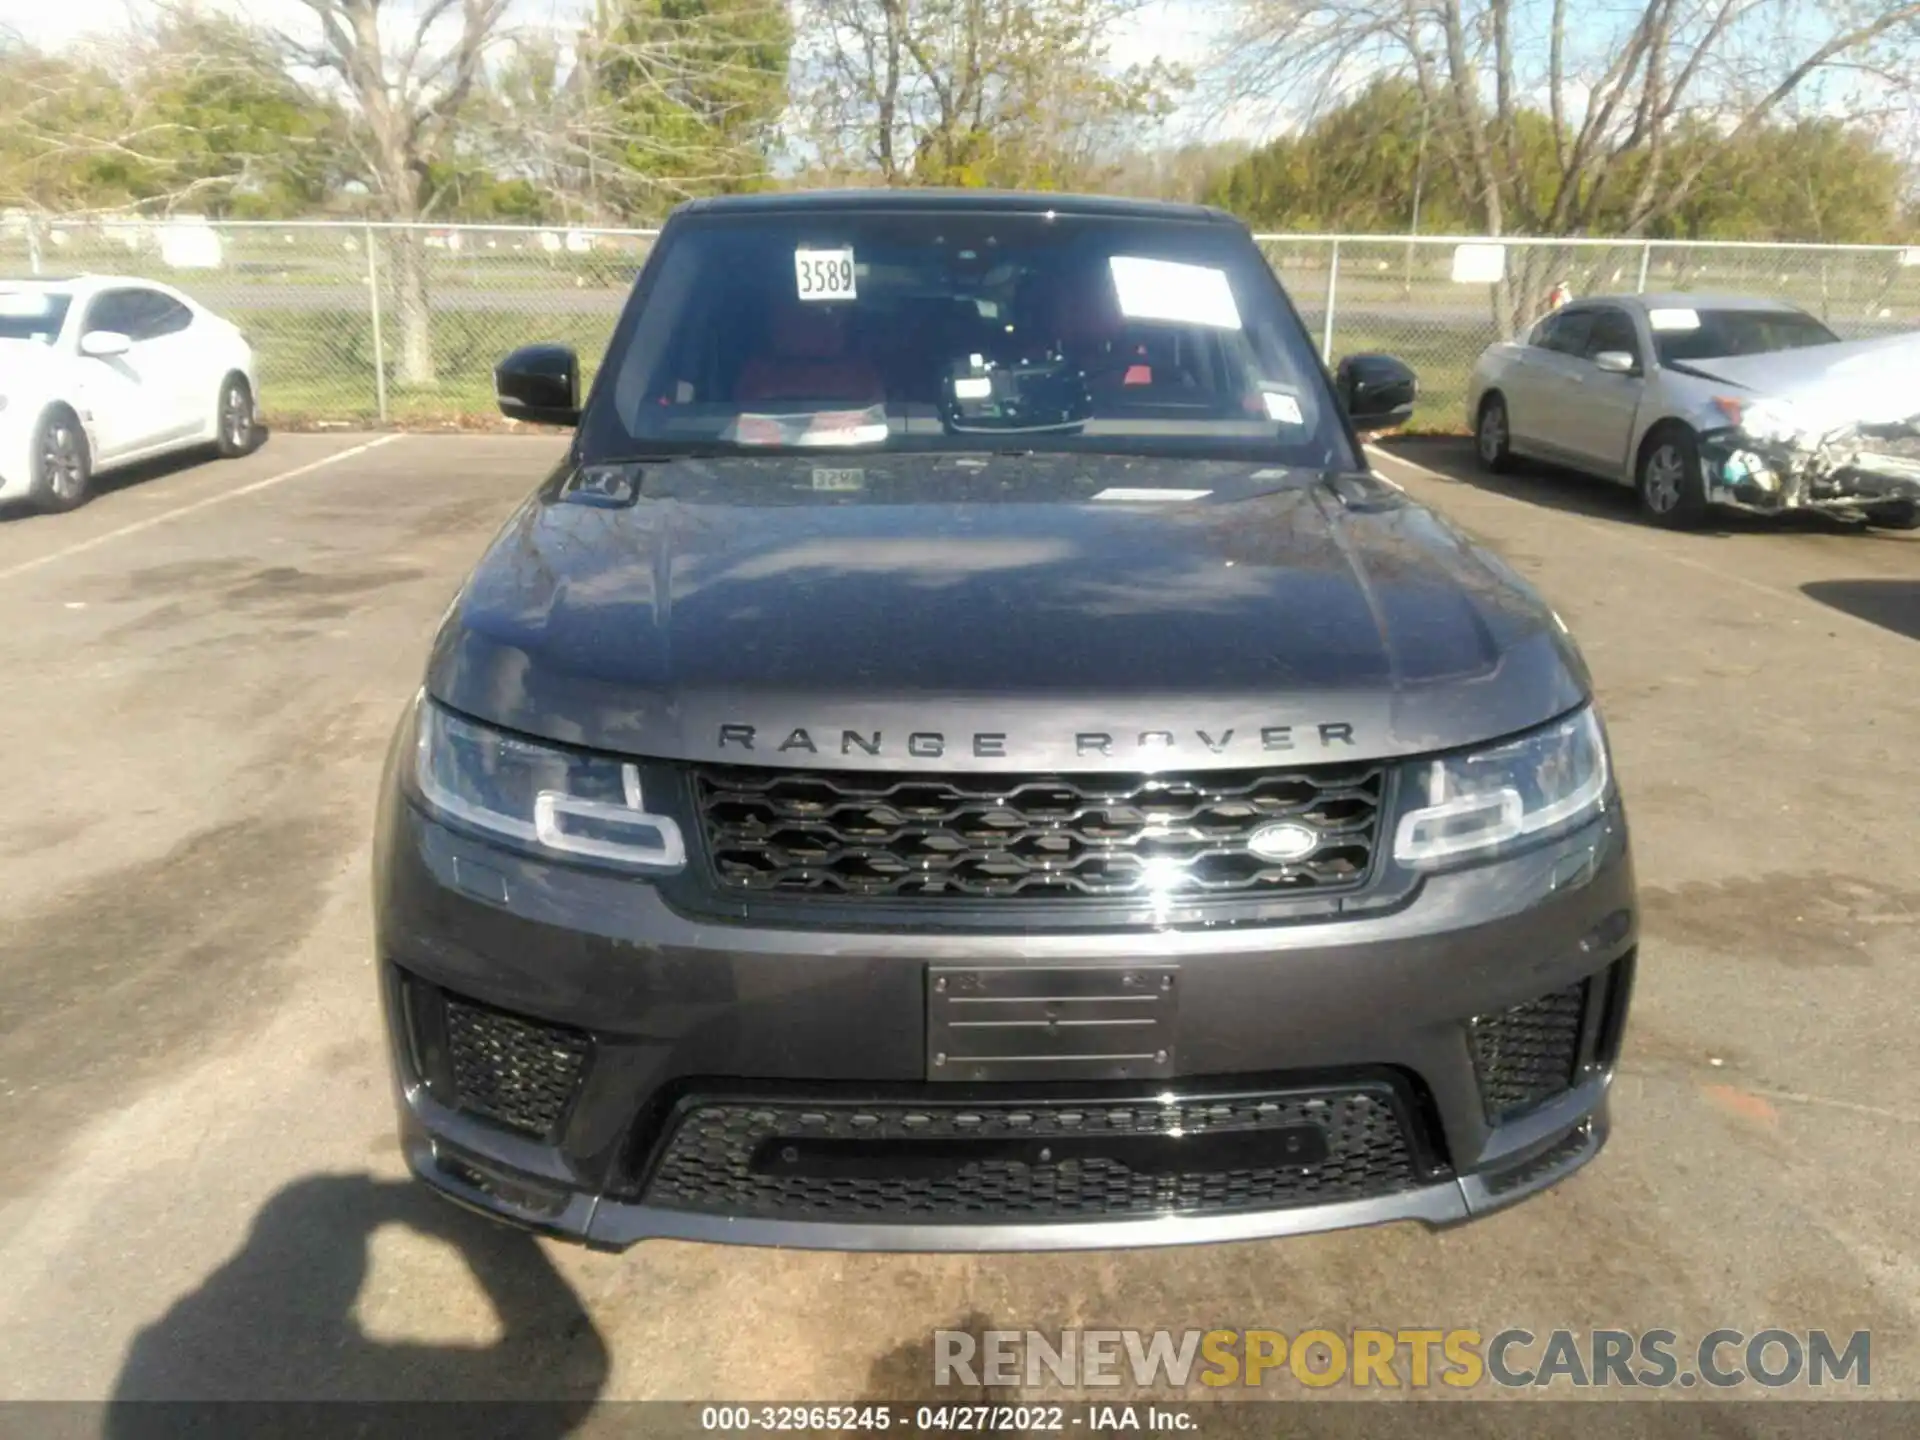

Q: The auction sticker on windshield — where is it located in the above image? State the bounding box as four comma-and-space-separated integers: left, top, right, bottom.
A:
796, 248, 857, 301
1262, 391, 1305, 425
1648, 307, 1700, 331
1109, 256, 1241, 330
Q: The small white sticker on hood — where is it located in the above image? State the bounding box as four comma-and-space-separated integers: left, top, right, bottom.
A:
1108, 257, 1242, 329
1092, 487, 1212, 502
1648, 307, 1700, 331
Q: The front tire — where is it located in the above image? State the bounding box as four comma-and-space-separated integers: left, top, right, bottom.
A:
1636, 426, 1708, 529
215, 374, 258, 458
27, 406, 93, 514
1863, 499, 1920, 531
1476, 394, 1515, 473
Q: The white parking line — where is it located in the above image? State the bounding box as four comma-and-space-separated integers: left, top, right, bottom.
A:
1363, 442, 1848, 611
0, 434, 404, 584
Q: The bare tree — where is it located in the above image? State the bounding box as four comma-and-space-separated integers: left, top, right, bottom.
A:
283, 0, 511, 386
1222, 0, 1920, 328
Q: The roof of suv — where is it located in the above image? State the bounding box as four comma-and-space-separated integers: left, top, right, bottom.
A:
670, 189, 1239, 225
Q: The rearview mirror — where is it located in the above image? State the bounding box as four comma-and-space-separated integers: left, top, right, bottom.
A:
1592, 350, 1637, 375
79, 330, 132, 359
495, 344, 580, 426
1334, 353, 1417, 429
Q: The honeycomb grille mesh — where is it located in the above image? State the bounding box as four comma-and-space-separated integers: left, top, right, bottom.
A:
443, 997, 591, 1138
641, 1088, 1419, 1221
1469, 983, 1587, 1123
691, 763, 1386, 901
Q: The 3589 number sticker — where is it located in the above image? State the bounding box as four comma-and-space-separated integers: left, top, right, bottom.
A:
795, 247, 857, 301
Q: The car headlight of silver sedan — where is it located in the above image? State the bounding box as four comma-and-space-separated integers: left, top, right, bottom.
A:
1394, 706, 1611, 866
413, 697, 686, 871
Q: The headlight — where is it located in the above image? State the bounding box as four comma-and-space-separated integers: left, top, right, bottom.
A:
1713, 395, 1806, 446
1393, 707, 1610, 866
414, 698, 685, 870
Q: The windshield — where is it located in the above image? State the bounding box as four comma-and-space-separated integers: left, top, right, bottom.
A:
578, 210, 1352, 468
1652, 307, 1839, 365
0, 289, 71, 345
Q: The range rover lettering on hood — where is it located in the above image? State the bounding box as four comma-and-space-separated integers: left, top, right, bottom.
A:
717, 722, 1357, 759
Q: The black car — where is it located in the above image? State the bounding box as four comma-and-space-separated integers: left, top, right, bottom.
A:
373, 190, 1637, 1251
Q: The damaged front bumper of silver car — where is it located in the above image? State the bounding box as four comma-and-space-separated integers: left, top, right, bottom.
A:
1701, 415, 1920, 517
1683, 326, 1920, 519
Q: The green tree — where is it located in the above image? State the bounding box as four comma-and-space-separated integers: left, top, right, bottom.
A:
795, 0, 1187, 191
1649, 119, 1907, 244
136, 12, 344, 217
0, 17, 339, 216
584, 0, 792, 206
1209, 78, 1572, 235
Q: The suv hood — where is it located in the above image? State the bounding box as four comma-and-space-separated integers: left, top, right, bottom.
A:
427, 454, 1589, 770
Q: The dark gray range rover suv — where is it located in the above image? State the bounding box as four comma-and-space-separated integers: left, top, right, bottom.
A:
372, 190, 1637, 1251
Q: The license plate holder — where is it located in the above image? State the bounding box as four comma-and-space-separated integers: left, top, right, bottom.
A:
926, 964, 1178, 1082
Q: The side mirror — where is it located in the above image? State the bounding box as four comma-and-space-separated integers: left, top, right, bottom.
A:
1592, 349, 1637, 375
80, 330, 132, 359
495, 343, 580, 426
1335, 352, 1417, 429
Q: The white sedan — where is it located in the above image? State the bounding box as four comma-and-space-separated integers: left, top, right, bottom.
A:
1464, 292, 1919, 530
0, 275, 259, 513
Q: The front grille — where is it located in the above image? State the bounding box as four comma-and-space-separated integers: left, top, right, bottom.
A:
690, 762, 1386, 902
1469, 982, 1587, 1123
443, 996, 591, 1138
639, 1084, 1422, 1222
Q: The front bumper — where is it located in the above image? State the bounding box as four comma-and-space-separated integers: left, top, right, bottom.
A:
1701, 425, 1920, 516
373, 768, 1637, 1253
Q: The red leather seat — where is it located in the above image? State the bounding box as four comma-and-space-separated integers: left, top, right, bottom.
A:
735, 306, 885, 404
1048, 273, 1156, 390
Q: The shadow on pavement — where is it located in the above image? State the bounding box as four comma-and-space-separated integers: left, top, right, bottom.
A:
1801, 580, 1920, 641
0, 428, 271, 523
1371, 434, 1871, 539
105, 1172, 608, 1433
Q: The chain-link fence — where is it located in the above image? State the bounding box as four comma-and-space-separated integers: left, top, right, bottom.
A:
5, 215, 1918, 431
0, 217, 658, 426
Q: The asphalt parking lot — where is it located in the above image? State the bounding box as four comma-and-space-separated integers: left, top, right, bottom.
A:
0, 430, 1915, 1414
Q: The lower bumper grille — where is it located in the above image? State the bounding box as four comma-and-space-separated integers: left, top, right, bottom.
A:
639, 1082, 1425, 1223
1469, 982, 1588, 1123
442, 995, 591, 1139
